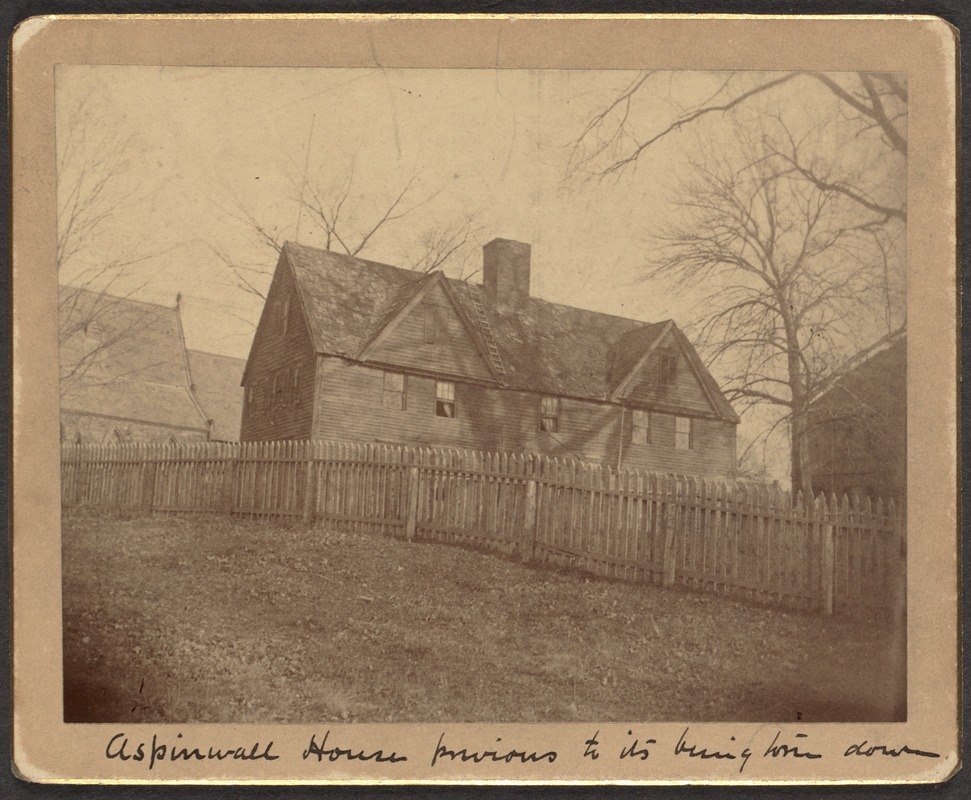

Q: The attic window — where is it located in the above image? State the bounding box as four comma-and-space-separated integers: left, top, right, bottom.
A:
675, 416, 693, 450
435, 381, 456, 418
279, 299, 290, 335
660, 353, 677, 386
290, 368, 300, 405
424, 306, 449, 345
383, 371, 406, 411
539, 396, 560, 433
631, 409, 651, 444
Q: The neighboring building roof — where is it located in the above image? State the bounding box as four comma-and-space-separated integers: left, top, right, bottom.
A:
61, 380, 210, 432
59, 285, 210, 433
187, 349, 246, 441
812, 333, 907, 417
283, 242, 739, 422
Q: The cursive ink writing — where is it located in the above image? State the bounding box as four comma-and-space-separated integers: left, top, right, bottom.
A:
583, 731, 600, 760
619, 729, 657, 761
302, 731, 407, 763
844, 741, 941, 759
431, 733, 557, 767
763, 731, 822, 761
106, 732, 277, 771
674, 727, 752, 773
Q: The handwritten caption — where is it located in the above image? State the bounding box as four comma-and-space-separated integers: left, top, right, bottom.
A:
104, 728, 941, 774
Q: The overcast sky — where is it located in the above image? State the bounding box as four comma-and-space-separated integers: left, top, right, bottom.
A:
55, 66, 905, 481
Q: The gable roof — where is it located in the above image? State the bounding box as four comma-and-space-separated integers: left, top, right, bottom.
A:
283, 242, 738, 422
187, 350, 246, 441
59, 286, 210, 432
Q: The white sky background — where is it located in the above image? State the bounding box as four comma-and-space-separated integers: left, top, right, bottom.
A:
55, 66, 906, 483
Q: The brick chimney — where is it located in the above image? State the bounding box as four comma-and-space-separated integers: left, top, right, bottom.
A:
482, 238, 531, 311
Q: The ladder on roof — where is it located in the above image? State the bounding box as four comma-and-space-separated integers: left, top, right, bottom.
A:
465, 282, 506, 381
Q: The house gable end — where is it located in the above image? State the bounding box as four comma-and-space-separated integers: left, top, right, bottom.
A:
241, 248, 314, 387
358, 274, 498, 383
613, 324, 738, 422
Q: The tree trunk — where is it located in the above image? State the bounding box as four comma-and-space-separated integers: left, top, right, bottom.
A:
790, 410, 814, 499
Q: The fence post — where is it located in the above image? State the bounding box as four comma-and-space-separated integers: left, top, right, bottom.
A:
142, 457, 158, 514
302, 442, 317, 523
521, 479, 537, 563
662, 476, 677, 587
820, 494, 835, 615
406, 465, 421, 541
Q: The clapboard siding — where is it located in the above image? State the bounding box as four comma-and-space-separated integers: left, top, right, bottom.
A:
310, 356, 736, 476
621, 412, 736, 476
365, 284, 495, 381
240, 262, 317, 441
623, 332, 716, 417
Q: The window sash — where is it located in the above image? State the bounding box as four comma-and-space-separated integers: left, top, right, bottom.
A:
383, 372, 406, 410
631, 409, 651, 444
675, 416, 693, 450
540, 396, 560, 432
424, 306, 450, 344
660, 353, 677, 386
435, 381, 456, 417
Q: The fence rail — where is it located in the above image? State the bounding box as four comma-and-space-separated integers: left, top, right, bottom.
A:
60, 440, 905, 618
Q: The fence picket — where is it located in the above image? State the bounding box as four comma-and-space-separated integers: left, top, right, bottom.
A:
60, 439, 903, 618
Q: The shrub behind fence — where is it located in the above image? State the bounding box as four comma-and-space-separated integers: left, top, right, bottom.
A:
60, 440, 905, 618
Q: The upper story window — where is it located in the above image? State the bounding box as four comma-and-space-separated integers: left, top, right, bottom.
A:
424, 306, 450, 345
539, 396, 560, 433
675, 415, 693, 450
435, 381, 456, 418
277, 298, 290, 335
659, 352, 677, 386
382, 371, 406, 410
631, 409, 651, 444
290, 368, 300, 406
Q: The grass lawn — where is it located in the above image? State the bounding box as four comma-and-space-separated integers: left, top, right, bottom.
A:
62, 511, 904, 723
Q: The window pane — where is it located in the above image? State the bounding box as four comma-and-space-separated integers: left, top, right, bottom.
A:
631, 409, 650, 444
436, 381, 454, 401
675, 416, 692, 450
384, 372, 404, 391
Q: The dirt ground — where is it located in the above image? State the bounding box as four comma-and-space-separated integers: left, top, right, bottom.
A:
61, 511, 905, 724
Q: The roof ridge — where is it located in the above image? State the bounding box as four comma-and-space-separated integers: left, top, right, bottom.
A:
59, 283, 179, 312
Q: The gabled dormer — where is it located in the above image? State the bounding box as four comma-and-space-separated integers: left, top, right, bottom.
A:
357, 271, 502, 384
608, 321, 738, 422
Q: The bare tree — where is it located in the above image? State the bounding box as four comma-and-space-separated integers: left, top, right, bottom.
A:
57, 90, 166, 391
650, 119, 900, 496
216, 166, 481, 301
569, 71, 907, 222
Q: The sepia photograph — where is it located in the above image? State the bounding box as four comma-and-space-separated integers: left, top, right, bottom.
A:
56, 62, 909, 725
11, 14, 958, 785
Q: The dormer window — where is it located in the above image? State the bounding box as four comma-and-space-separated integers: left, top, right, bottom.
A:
435, 381, 456, 418
424, 306, 449, 345
659, 352, 677, 386
539, 396, 560, 432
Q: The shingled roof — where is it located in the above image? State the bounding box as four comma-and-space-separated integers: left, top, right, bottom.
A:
284, 242, 738, 422
187, 350, 246, 441
59, 286, 210, 434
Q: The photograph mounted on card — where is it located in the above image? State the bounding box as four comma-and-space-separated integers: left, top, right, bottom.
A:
10, 13, 959, 785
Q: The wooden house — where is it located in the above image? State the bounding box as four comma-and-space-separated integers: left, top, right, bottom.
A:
240, 239, 739, 476
59, 287, 210, 443
808, 332, 906, 504
186, 350, 247, 442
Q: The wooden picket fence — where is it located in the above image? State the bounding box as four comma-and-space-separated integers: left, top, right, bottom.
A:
60, 440, 905, 619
